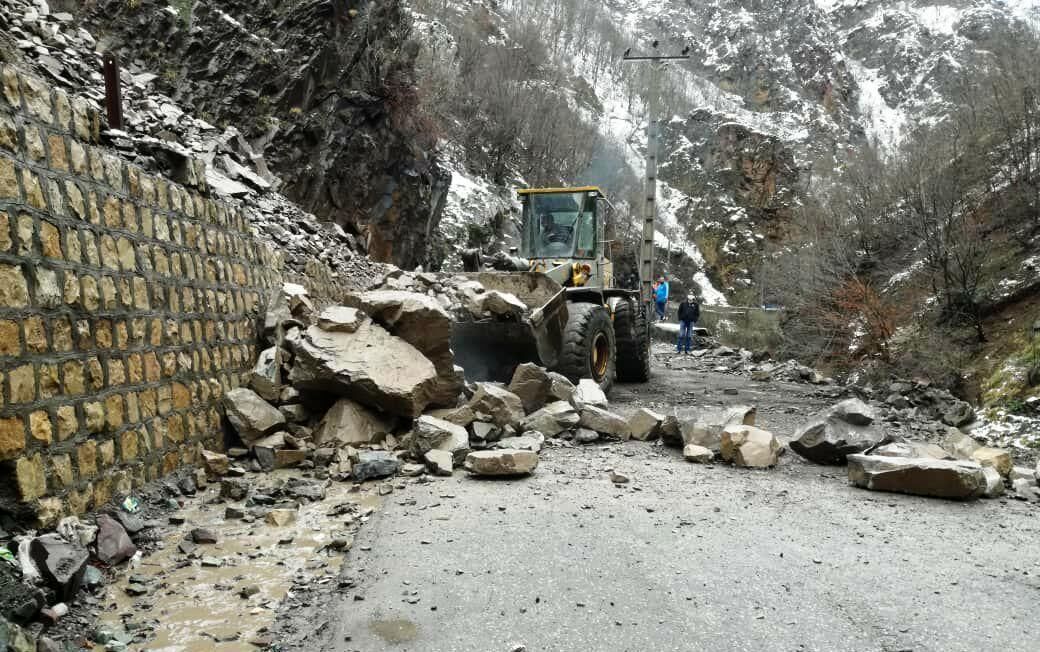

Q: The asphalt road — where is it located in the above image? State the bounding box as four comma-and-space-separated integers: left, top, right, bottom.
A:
320, 363, 1040, 652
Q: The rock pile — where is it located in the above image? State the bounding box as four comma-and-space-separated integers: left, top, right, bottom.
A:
216, 284, 657, 484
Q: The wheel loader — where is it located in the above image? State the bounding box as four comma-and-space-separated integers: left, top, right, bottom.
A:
454, 186, 651, 392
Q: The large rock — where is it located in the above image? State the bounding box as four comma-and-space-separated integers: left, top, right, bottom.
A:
410, 415, 470, 464
846, 455, 986, 500
495, 432, 545, 452
464, 449, 538, 476
223, 388, 285, 443
424, 449, 454, 476
680, 405, 756, 452
95, 514, 136, 566
572, 379, 608, 409
628, 408, 663, 441
263, 282, 314, 339
427, 405, 477, 428
347, 291, 463, 406
466, 384, 525, 429
521, 401, 580, 437
721, 425, 780, 468
29, 534, 88, 601
352, 451, 401, 482
200, 450, 230, 476
941, 429, 980, 458
971, 447, 1013, 478
872, 441, 949, 460
508, 363, 552, 413
659, 414, 682, 447
248, 346, 283, 402
290, 318, 440, 418
790, 399, 885, 465
981, 467, 1005, 498
314, 398, 394, 447
579, 406, 631, 439
940, 399, 975, 427
546, 372, 576, 403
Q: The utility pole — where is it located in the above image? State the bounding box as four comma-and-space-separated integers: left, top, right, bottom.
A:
622, 50, 690, 315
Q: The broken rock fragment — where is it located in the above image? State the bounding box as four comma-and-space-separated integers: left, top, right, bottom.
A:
409, 415, 470, 464
314, 398, 394, 447
579, 406, 630, 439
290, 318, 439, 418
424, 449, 454, 476
721, 425, 780, 468
628, 408, 663, 441
201, 450, 230, 477
572, 379, 608, 409
846, 454, 985, 500
508, 363, 552, 413
683, 444, 714, 463
347, 290, 462, 406
969, 447, 1012, 478
464, 449, 539, 476
352, 451, 401, 482
680, 405, 755, 452
790, 399, 884, 465
521, 401, 580, 437
30, 534, 89, 601
466, 383, 525, 429
223, 388, 286, 444
95, 514, 136, 566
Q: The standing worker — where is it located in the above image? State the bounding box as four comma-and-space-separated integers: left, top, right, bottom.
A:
654, 275, 670, 321
676, 294, 700, 354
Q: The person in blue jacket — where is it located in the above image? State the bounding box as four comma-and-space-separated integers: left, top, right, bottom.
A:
653, 275, 669, 321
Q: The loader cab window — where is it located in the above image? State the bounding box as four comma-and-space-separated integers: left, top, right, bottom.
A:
521, 191, 598, 259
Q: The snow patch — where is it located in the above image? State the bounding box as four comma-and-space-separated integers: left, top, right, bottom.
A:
847, 59, 907, 154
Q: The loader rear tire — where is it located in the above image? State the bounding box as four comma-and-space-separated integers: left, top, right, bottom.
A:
613, 298, 650, 383
555, 302, 615, 393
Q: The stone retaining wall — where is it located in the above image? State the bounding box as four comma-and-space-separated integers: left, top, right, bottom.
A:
0, 65, 336, 526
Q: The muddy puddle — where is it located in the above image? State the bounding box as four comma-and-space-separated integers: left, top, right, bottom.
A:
99, 472, 382, 650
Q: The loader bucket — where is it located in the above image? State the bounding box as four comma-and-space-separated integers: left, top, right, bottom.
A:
450, 272, 569, 382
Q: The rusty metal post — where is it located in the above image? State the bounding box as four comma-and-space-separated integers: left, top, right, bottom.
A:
102, 51, 124, 130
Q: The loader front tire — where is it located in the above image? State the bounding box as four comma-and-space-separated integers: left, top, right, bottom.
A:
613, 298, 651, 383
556, 302, 615, 393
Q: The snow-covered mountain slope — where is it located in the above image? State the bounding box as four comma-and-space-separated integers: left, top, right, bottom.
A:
410, 0, 1039, 304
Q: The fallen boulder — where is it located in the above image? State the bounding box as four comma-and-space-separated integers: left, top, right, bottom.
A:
223, 388, 285, 443
659, 415, 682, 447
424, 449, 454, 476
790, 399, 885, 465
352, 451, 401, 482
95, 514, 136, 566
495, 431, 544, 453
508, 363, 552, 413
347, 290, 463, 406
721, 425, 780, 468
521, 401, 580, 437
683, 444, 714, 463
467, 383, 525, 429
30, 534, 88, 601
970, 447, 1012, 478
579, 406, 631, 439
872, 441, 949, 460
409, 415, 470, 464
547, 372, 576, 403
941, 429, 980, 459
846, 454, 985, 500
263, 282, 314, 340
572, 379, 608, 409
628, 408, 663, 441
290, 318, 439, 418
680, 405, 756, 452
464, 449, 538, 476
201, 450, 230, 477
248, 347, 283, 402
314, 398, 394, 447
981, 467, 1005, 498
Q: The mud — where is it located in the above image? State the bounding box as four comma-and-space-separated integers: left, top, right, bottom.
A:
95, 472, 386, 650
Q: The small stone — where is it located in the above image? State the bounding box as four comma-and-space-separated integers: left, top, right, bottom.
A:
609, 471, 629, 484
190, 528, 218, 544
683, 444, 714, 463
265, 509, 297, 527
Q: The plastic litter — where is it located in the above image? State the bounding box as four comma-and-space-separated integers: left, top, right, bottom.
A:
0, 546, 15, 565
15, 535, 41, 582
121, 496, 141, 513
129, 550, 143, 569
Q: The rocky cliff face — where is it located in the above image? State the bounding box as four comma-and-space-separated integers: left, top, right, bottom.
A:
83, 0, 449, 270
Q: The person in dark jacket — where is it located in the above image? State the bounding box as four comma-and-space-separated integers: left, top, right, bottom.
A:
676, 294, 700, 354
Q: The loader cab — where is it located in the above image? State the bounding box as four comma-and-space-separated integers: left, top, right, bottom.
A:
519, 187, 604, 261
